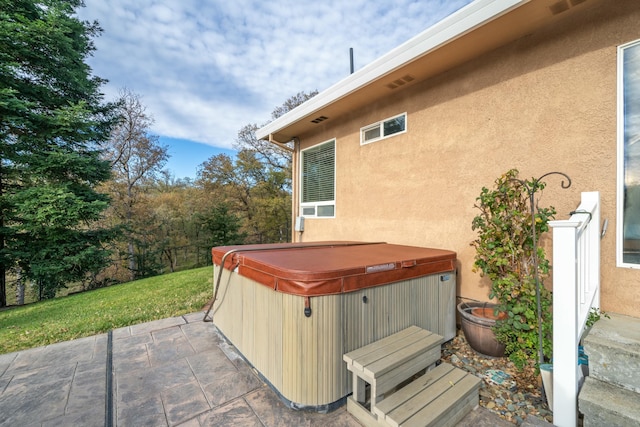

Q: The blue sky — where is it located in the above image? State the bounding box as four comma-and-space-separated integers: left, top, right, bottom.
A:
77, 0, 472, 179
161, 137, 236, 180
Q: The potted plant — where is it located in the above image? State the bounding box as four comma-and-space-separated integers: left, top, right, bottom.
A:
465, 169, 563, 369
457, 299, 507, 357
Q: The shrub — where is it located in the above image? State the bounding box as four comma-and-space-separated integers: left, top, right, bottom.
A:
471, 169, 555, 369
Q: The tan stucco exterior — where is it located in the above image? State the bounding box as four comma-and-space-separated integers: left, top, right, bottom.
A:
285, 0, 640, 318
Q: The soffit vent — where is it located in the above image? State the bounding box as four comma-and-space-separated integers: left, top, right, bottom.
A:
386, 74, 416, 90
549, 1, 569, 15
311, 115, 328, 124
549, 0, 587, 16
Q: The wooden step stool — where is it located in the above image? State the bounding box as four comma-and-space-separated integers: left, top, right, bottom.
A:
374, 363, 481, 427
343, 326, 480, 427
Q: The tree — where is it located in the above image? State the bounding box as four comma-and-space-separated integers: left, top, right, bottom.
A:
196, 203, 244, 250
197, 150, 279, 243
233, 90, 318, 173
196, 91, 317, 244
0, 0, 117, 302
102, 89, 169, 280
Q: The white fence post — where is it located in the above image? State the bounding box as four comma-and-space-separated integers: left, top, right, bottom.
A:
549, 191, 600, 427
551, 220, 580, 427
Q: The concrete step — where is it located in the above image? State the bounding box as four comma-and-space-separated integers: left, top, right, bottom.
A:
520, 416, 554, 427
582, 313, 640, 392
578, 376, 640, 427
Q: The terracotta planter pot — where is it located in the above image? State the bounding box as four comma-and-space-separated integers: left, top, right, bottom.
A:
470, 307, 508, 321
457, 301, 506, 357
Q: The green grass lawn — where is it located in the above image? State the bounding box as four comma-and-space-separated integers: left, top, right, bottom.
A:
0, 266, 213, 354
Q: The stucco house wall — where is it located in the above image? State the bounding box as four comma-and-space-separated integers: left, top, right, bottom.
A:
289, 1, 640, 317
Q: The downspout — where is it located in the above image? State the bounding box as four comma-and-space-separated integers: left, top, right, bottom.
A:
292, 137, 301, 243
268, 134, 295, 153
267, 134, 299, 242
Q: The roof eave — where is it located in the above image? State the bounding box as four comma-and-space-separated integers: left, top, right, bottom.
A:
258, 0, 605, 142
256, 0, 526, 142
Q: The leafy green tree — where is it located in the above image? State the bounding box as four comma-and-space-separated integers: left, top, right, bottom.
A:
196, 91, 317, 244
0, 0, 117, 302
197, 149, 284, 243
197, 203, 244, 250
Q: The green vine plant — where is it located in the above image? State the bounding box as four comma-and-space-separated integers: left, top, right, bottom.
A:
471, 169, 556, 369
585, 307, 610, 329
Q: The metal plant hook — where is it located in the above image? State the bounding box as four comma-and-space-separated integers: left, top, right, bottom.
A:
510, 172, 572, 372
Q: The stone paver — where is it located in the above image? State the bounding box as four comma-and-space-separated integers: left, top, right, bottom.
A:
0, 333, 106, 427
244, 387, 361, 427
0, 311, 516, 426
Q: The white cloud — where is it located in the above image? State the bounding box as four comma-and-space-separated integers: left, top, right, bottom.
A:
78, 0, 472, 149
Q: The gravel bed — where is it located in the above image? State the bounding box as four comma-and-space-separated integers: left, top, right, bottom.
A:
441, 330, 554, 426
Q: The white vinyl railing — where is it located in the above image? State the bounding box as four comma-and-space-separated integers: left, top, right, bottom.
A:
549, 191, 601, 427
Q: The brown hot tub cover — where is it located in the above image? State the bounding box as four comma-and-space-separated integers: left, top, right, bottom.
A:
211, 241, 456, 297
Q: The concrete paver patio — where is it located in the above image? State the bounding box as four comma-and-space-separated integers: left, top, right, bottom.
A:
0, 312, 360, 426
0, 312, 513, 426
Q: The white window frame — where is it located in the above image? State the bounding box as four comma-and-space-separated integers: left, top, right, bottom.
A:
617, 39, 640, 268
360, 112, 407, 145
300, 139, 336, 218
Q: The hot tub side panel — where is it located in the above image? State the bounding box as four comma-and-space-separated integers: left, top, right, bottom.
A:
213, 266, 345, 407
212, 267, 246, 354
341, 271, 456, 354
212, 264, 456, 408
213, 268, 286, 394
281, 292, 344, 407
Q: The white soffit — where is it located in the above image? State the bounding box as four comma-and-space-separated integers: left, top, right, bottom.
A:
256, 0, 526, 142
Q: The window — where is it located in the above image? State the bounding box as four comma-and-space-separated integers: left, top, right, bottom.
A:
361, 113, 407, 145
618, 40, 640, 267
301, 139, 335, 218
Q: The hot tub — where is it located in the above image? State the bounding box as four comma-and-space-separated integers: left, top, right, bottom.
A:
210, 241, 456, 411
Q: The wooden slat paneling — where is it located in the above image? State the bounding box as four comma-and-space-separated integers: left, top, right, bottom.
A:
213, 266, 455, 407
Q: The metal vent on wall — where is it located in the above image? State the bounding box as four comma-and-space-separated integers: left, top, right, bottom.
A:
386, 74, 415, 90
549, 0, 587, 16
311, 115, 328, 124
